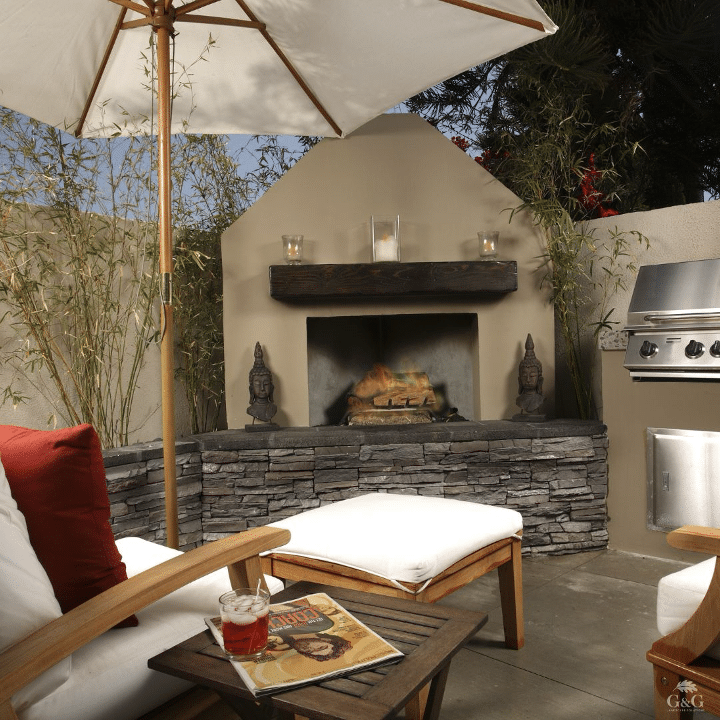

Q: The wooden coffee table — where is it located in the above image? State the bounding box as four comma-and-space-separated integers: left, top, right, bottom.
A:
148, 581, 487, 720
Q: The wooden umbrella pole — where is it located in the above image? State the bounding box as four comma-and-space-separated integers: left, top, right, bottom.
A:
154, 2, 179, 549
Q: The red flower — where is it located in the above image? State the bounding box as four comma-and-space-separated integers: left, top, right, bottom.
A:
578, 153, 618, 218
598, 206, 619, 217
451, 137, 508, 176
474, 148, 508, 173
451, 136, 470, 151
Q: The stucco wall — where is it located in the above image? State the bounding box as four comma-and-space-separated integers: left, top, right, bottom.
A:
0, 335, 193, 446
0, 211, 191, 446
588, 200, 720, 339
221, 113, 555, 428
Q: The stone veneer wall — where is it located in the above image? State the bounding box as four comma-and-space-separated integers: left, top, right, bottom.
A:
103, 438, 204, 549
103, 420, 608, 555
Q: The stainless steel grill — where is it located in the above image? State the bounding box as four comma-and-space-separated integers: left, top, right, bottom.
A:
624, 258, 720, 380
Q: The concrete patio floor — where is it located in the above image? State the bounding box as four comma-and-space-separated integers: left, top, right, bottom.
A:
195, 549, 696, 719
438, 549, 690, 719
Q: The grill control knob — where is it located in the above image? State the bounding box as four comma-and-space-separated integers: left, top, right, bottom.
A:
711, 341, 720, 358
685, 340, 705, 359
639, 341, 658, 358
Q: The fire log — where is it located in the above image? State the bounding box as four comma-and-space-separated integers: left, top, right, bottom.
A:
346, 365, 437, 424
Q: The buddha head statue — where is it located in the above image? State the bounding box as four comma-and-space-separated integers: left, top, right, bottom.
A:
248, 342, 274, 404
518, 334, 543, 395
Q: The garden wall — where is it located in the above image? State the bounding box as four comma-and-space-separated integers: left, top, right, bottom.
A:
104, 420, 608, 556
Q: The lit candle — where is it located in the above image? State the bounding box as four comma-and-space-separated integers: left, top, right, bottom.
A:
282, 235, 303, 264
478, 230, 498, 258
374, 233, 399, 262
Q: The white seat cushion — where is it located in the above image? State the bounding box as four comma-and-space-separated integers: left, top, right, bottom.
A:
657, 557, 720, 661
21, 537, 283, 720
266, 493, 523, 585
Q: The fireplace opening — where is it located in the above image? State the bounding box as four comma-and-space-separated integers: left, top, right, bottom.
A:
306, 313, 478, 426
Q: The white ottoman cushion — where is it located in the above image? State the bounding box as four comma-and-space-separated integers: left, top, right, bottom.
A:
266, 493, 523, 585
657, 557, 720, 661
21, 538, 283, 720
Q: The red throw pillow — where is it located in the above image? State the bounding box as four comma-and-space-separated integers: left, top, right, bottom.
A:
0, 424, 138, 626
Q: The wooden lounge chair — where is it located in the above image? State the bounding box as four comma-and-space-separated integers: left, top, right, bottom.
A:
0, 526, 290, 720
648, 525, 720, 718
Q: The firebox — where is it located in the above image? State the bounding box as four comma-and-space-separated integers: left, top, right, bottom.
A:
306, 313, 477, 426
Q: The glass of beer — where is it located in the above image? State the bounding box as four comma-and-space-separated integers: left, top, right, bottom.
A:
219, 587, 271, 659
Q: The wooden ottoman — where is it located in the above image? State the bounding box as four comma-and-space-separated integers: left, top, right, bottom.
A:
261, 492, 524, 650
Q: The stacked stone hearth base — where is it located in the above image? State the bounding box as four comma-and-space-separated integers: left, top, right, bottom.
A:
104, 420, 608, 556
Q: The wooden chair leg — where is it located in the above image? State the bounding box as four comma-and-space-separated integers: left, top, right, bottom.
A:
652, 666, 695, 718
497, 536, 524, 649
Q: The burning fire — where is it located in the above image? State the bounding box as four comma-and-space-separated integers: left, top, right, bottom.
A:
346, 364, 437, 424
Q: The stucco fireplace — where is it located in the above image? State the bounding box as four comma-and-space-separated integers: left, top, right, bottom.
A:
220, 113, 555, 427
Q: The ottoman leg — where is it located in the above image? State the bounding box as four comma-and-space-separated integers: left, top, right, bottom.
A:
497, 536, 524, 649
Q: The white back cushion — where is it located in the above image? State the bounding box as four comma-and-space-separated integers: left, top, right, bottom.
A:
0, 456, 71, 712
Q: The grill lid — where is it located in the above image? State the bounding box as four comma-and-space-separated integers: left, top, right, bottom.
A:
624, 258, 720, 380
626, 258, 720, 329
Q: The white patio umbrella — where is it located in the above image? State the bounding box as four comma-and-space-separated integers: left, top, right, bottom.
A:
0, 0, 556, 548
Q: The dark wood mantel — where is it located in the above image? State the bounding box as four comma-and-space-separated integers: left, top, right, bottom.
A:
269, 260, 517, 301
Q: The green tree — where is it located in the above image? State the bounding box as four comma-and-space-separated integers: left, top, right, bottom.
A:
593, 0, 720, 206
408, 0, 720, 210
500, 81, 647, 420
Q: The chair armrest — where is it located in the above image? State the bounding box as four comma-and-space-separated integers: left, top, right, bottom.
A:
0, 526, 289, 717
651, 525, 720, 665
667, 525, 720, 555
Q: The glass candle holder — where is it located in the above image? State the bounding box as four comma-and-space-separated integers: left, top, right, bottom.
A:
282, 235, 303, 264
371, 215, 400, 262
478, 230, 499, 258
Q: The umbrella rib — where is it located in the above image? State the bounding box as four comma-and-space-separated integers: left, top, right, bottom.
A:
121, 16, 157, 29
108, 0, 150, 15
122, 14, 263, 29
231, 0, 342, 136
438, 0, 547, 32
175, 15, 265, 29
175, 0, 222, 15
76, 6, 128, 137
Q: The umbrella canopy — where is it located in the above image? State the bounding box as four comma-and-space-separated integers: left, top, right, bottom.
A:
0, 0, 556, 547
2, 1, 556, 139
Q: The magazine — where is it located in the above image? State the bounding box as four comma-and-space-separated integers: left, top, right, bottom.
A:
205, 592, 403, 696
